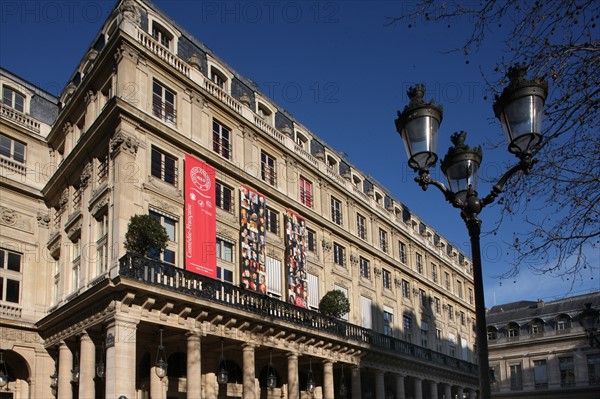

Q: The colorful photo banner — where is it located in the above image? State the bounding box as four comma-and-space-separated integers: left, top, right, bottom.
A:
184, 155, 217, 278
240, 185, 267, 293
285, 209, 308, 308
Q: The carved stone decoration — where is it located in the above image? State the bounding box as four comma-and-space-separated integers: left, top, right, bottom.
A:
47, 233, 62, 260
37, 211, 51, 228
321, 240, 332, 252
1, 208, 16, 226
281, 125, 292, 137
373, 267, 382, 277
63, 121, 73, 136
80, 162, 93, 188
59, 189, 69, 210
65, 215, 83, 241
90, 198, 109, 218
114, 43, 139, 65
188, 54, 202, 71
84, 90, 97, 105
119, 0, 140, 24
239, 93, 252, 107
110, 131, 139, 157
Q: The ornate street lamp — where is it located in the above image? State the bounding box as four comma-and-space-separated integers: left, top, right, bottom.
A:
96, 338, 106, 379
0, 352, 8, 389
50, 368, 58, 397
306, 357, 315, 394
339, 363, 347, 397
71, 351, 80, 384
217, 339, 229, 385
395, 64, 548, 399
266, 350, 277, 388
579, 302, 600, 347
155, 329, 168, 380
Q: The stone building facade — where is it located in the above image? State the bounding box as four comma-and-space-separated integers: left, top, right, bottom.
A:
0, 1, 482, 398
487, 292, 600, 399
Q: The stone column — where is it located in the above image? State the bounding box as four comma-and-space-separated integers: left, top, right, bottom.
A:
187, 331, 202, 398
468, 388, 477, 399
242, 344, 256, 399
351, 366, 362, 399
322, 360, 334, 399
413, 377, 423, 399
105, 316, 138, 399
456, 386, 464, 399
443, 383, 452, 399
287, 353, 299, 399
395, 373, 405, 399
58, 341, 73, 399
375, 370, 385, 399
79, 332, 96, 399
429, 380, 438, 399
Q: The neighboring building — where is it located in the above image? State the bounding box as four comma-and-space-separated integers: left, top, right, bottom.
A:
0, 0, 481, 398
487, 292, 600, 399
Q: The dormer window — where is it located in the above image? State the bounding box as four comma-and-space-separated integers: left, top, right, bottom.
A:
152, 22, 172, 49
2, 86, 25, 113
326, 154, 338, 170
352, 174, 362, 188
211, 67, 227, 90
375, 191, 383, 205
295, 131, 308, 149
256, 102, 275, 125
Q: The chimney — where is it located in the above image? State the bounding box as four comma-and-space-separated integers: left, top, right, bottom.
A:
537, 299, 544, 308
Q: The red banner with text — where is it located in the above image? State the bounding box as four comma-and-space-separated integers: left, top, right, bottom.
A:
185, 155, 217, 278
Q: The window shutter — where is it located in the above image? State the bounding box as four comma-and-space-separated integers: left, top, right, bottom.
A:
307, 272, 319, 309
266, 256, 281, 297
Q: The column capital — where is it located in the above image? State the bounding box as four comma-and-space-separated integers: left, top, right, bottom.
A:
186, 329, 201, 339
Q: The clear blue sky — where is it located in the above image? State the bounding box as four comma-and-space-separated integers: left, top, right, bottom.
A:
1, 0, 597, 306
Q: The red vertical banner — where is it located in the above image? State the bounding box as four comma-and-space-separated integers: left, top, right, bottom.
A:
185, 154, 217, 278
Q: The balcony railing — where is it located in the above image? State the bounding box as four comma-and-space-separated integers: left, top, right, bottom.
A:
0, 103, 41, 133
119, 253, 478, 376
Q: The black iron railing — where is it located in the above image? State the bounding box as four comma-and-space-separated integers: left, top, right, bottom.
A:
119, 253, 478, 375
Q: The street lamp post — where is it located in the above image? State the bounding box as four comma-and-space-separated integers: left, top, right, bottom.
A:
395, 65, 548, 399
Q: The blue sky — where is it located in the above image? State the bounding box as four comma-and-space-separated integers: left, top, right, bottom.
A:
1, 0, 597, 306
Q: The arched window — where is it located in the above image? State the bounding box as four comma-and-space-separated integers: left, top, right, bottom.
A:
530, 318, 545, 335
507, 322, 520, 338
487, 326, 498, 341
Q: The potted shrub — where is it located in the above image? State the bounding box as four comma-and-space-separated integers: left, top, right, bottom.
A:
124, 214, 168, 257
319, 290, 350, 319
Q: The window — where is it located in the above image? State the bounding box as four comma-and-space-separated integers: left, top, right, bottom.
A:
399, 241, 407, 263
360, 296, 372, 329
533, 360, 548, 389
359, 257, 370, 279
382, 269, 391, 289
307, 272, 319, 309
401, 279, 410, 298
299, 177, 312, 207
295, 131, 308, 150
487, 327, 498, 340
266, 256, 281, 297
53, 260, 60, 305
557, 315, 571, 330
460, 311, 466, 326
217, 267, 234, 283
211, 68, 227, 90
431, 263, 438, 283
333, 243, 345, 267
0, 248, 22, 303
434, 297, 441, 313
416, 253, 423, 273
510, 364, 523, 390
449, 333, 456, 357
531, 319, 544, 335
307, 229, 316, 252
588, 354, 600, 385
71, 240, 80, 292
260, 150, 277, 186
421, 321, 429, 347
331, 196, 342, 225
403, 314, 412, 341
152, 80, 176, 123
265, 207, 279, 234
419, 289, 426, 306
507, 322, 520, 337
468, 288, 473, 305
151, 146, 177, 185
151, 23, 171, 49
95, 213, 108, 275
448, 304, 454, 321
559, 357, 575, 387
149, 210, 176, 264
334, 284, 349, 320
216, 182, 234, 213
436, 328, 443, 352
356, 213, 367, 240
456, 280, 463, 299
216, 238, 233, 262
0, 134, 25, 163
212, 120, 231, 159
383, 307, 393, 336
2, 86, 25, 112
445, 272, 451, 290
379, 228, 388, 252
